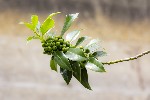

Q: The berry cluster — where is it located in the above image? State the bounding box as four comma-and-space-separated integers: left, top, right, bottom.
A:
42, 36, 72, 55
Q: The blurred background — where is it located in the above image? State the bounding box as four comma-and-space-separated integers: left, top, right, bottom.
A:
0, 0, 150, 100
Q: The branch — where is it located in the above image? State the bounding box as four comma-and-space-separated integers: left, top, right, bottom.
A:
102, 50, 150, 65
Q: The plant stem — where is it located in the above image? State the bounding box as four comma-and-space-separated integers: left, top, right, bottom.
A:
102, 50, 150, 65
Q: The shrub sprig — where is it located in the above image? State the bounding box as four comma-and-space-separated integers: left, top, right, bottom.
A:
21, 12, 150, 90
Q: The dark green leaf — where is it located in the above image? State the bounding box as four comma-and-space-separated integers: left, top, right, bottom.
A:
50, 56, 57, 71
53, 51, 72, 71
65, 48, 87, 61
66, 30, 80, 42
70, 61, 91, 90
86, 57, 105, 72
71, 61, 81, 82
75, 36, 88, 47
60, 68, 72, 85
80, 68, 92, 90
61, 13, 79, 36
93, 51, 107, 58
40, 18, 54, 35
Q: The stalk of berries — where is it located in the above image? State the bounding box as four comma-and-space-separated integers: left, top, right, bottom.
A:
42, 36, 75, 55
41, 36, 96, 62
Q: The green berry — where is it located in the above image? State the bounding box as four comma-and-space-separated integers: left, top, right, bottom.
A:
48, 47, 52, 51
66, 41, 70, 47
56, 42, 60, 46
44, 47, 49, 51
63, 44, 66, 47
85, 49, 90, 53
56, 36, 62, 39
46, 37, 52, 41
59, 45, 63, 49
66, 47, 69, 51
59, 39, 64, 44
54, 37, 58, 41
42, 43, 46, 47
41, 40, 45, 43
79, 46, 83, 49
49, 43, 53, 47
52, 46, 57, 51
43, 51, 47, 54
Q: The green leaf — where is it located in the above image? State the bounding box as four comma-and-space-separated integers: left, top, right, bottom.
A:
85, 57, 105, 72
93, 51, 107, 58
75, 36, 88, 47
50, 56, 57, 71
65, 48, 87, 61
85, 39, 101, 52
24, 23, 34, 31
66, 30, 80, 42
61, 13, 79, 36
47, 12, 61, 19
40, 18, 55, 35
53, 51, 72, 71
71, 61, 81, 82
31, 15, 38, 30
26, 36, 39, 43
80, 68, 92, 90
60, 68, 72, 85
70, 61, 91, 90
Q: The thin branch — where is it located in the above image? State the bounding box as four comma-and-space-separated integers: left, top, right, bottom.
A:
102, 50, 150, 65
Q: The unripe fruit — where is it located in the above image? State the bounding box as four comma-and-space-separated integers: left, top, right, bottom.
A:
85, 49, 90, 53
44, 47, 49, 51
66, 43, 70, 47
79, 46, 83, 49
59, 39, 64, 44
42, 43, 46, 47
56, 42, 60, 46
63, 44, 66, 47
54, 37, 58, 41
52, 46, 57, 51
48, 47, 52, 51
49, 43, 53, 47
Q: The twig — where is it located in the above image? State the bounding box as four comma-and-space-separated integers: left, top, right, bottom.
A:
102, 50, 150, 65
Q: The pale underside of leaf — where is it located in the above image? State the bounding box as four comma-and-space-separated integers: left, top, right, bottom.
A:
75, 36, 88, 47
85, 57, 105, 72
61, 13, 79, 36
85, 39, 101, 53
94, 51, 107, 58
65, 48, 87, 61
66, 30, 80, 42
65, 52, 87, 61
